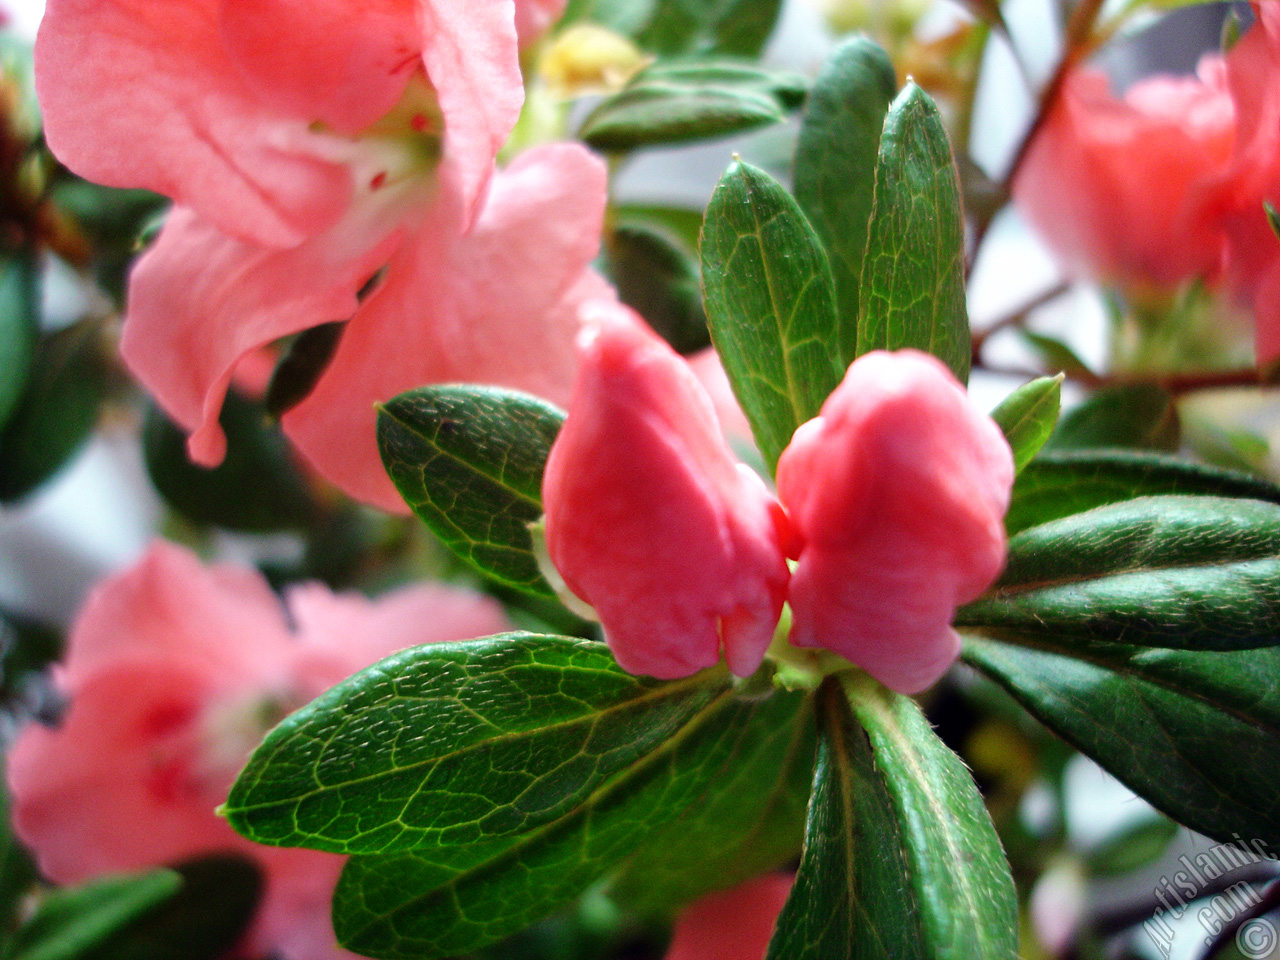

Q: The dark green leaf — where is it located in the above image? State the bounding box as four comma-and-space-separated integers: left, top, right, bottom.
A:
1046, 384, 1179, 452
76, 856, 261, 960
1006, 450, 1280, 535
766, 677, 1017, 960
701, 160, 843, 470
794, 37, 897, 365
265, 321, 345, 417
225, 633, 723, 855
638, 0, 784, 57
143, 390, 317, 532
378, 386, 564, 597
857, 83, 970, 382
963, 633, 1280, 847
0, 249, 39, 432
961, 495, 1280, 651
990, 375, 1062, 474
604, 221, 708, 354
1084, 815, 1179, 877
608, 686, 814, 913
580, 62, 805, 151
0, 758, 37, 955
332, 685, 808, 959
9, 870, 181, 960
0, 321, 110, 503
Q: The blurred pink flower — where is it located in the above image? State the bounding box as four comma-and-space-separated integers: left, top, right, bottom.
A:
35, 0, 601, 513
7, 541, 511, 960
541, 305, 791, 680
776, 350, 1013, 694
663, 874, 793, 960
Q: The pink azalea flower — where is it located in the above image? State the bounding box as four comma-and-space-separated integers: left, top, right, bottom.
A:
776, 351, 1013, 694
663, 874, 793, 960
1013, 59, 1234, 291
541, 305, 791, 680
7, 541, 512, 960
35, 0, 598, 513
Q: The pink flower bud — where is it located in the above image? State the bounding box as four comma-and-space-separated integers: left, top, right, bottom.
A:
664, 873, 793, 960
541, 307, 790, 679
776, 350, 1013, 694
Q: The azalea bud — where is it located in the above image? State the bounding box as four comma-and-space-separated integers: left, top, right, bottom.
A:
776, 350, 1013, 694
541, 307, 790, 679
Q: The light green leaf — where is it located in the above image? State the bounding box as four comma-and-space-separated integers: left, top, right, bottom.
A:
794, 37, 897, 365
580, 62, 805, 152
701, 160, 843, 471
1006, 450, 1280, 535
963, 633, 1280, 846
960, 495, 1280, 651
990, 375, 1062, 474
332, 686, 808, 959
378, 386, 564, 597
857, 82, 970, 381
765, 677, 1017, 960
225, 634, 722, 855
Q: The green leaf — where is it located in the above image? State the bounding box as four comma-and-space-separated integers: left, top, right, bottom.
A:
1017, 329, 1095, 380
0, 758, 37, 955
265, 321, 345, 417
0, 321, 110, 503
765, 677, 1017, 960
332, 685, 808, 959
1006, 450, 1280, 535
0, 249, 39, 432
378, 386, 565, 597
793, 37, 897, 365
638, 0, 784, 57
960, 495, 1280, 651
989, 375, 1062, 474
143, 390, 317, 532
225, 633, 723, 855
857, 82, 970, 382
1083, 815, 1179, 877
963, 633, 1280, 847
700, 160, 843, 470
579, 62, 805, 152
608, 686, 814, 913
9, 870, 182, 960
1046, 384, 1179, 452
604, 221, 709, 354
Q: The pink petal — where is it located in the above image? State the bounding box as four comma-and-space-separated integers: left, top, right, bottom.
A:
418, 0, 524, 218
664, 874, 793, 960
776, 350, 1013, 694
542, 308, 789, 679
284, 143, 609, 511
284, 581, 512, 697
515, 0, 568, 45
1013, 63, 1233, 290
35, 0, 351, 247
122, 192, 410, 465
217, 0, 420, 134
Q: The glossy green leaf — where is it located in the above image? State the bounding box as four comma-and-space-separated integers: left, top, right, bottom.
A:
638, 0, 784, 57
0, 321, 110, 503
9, 870, 181, 960
0, 249, 39, 432
963, 633, 1280, 846
604, 221, 708, 354
332, 686, 808, 959
857, 83, 970, 382
1046, 384, 1179, 452
793, 37, 897, 365
962, 496, 1280, 651
701, 160, 843, 470
580, 62, 805, 152
989, 375, 1062, 474
1006, 450, 1280, 535
225, 633, 723, 855
378, 386, 564, 597
143, 390, 317, 532
765, 677, 1017, 960
608, 687, 814, 913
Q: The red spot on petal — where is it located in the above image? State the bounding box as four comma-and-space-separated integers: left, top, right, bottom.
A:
370, 172, 387, 190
